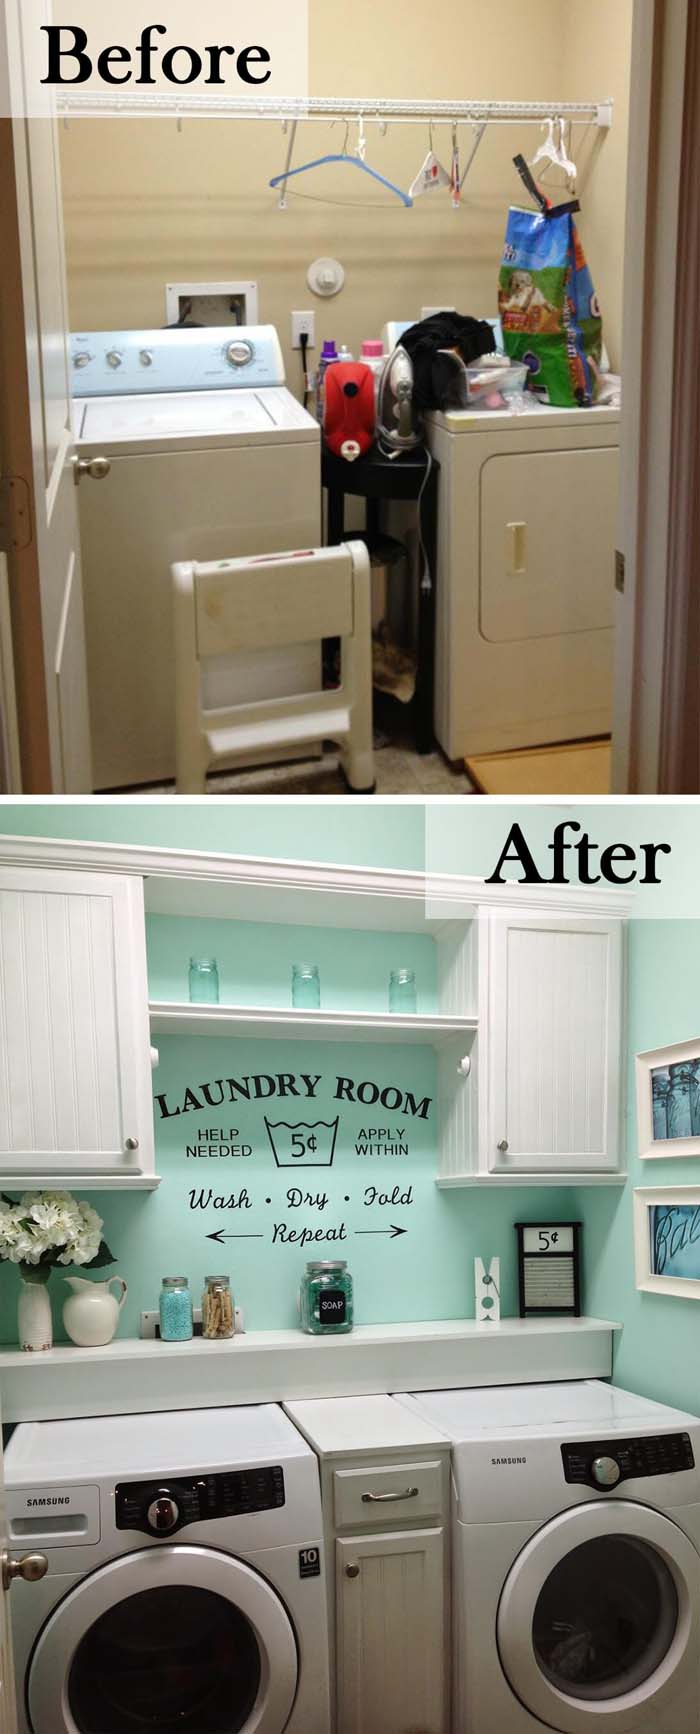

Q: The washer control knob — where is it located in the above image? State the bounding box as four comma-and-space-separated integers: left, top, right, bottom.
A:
73, 351, 93, 369
139, 349, 154, 367
226, 340, 254, 368
105, 350, 124, 370
146, 1493, 180, 1533
591, 1455, 622, 1489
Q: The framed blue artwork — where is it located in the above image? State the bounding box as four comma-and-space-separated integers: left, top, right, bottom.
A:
634, 1188, 700, 1299
635, 1038, 700, 1159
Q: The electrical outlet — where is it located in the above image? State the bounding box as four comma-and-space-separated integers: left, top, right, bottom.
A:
292, 310, 315, 349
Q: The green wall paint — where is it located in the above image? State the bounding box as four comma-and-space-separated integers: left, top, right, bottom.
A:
0, 802, 425, 871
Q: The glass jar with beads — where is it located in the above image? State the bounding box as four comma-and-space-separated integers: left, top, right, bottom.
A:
299, 1260, 354, 1335
159, 1276, 193, 1342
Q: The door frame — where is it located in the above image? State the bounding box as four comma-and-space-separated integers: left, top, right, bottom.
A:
612, 0, 691, 792
0, 118, 52, 793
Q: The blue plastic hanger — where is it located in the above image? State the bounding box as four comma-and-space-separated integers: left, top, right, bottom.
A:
270, 119, 412, 208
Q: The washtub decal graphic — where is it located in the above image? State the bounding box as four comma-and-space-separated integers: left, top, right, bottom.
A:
265, 1116, 340, 1168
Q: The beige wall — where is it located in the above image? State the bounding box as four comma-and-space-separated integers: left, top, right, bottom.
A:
561, 0, 634, 371
60, 0, 632, 377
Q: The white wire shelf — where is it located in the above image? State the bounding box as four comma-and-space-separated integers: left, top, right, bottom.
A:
57, 94, 614, 127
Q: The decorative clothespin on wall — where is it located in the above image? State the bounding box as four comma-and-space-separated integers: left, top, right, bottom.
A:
474, 1257, 500, 1323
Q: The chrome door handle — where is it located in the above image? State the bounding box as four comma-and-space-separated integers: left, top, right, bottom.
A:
73, 455, 111, 485
360, 1486, 419, 1504
2, 1551, 48, 1591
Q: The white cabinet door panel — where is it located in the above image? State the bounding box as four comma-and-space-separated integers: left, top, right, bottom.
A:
0, 869, 152, 1173
486, 913, 622, 1172
336, 1528, 445, 1734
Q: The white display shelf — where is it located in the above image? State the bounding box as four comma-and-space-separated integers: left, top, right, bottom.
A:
0, 1317, 620, 1424
149, 1003, 477, 1047
0, 1174, 162, 1193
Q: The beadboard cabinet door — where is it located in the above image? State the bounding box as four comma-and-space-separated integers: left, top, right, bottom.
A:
0, 868, 154, 1180
335, 1528, 446, 1734
484, 911, 623, 1174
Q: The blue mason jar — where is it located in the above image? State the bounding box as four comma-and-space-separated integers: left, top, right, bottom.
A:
159, 1277, 193, 1341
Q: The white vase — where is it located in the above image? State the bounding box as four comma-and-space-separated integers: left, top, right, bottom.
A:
62, 1275, 127, 1347
18, 1277, 53, 1352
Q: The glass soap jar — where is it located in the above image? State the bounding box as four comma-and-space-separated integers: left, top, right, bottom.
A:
292, 963, 321, 1009
159, 1277, 193, 1342
389, 968, 417, 1013
189, 957, 220, 1004
299, 1260, 354, 1335
202, 1274, 235, 1339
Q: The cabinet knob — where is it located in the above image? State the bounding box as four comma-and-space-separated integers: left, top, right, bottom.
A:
497, 1139, 509, 1153
125, 1137, 140, 1151
345, 1562, 360, 1579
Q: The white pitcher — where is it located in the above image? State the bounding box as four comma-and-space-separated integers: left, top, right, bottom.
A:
63, 1276, 127, 1348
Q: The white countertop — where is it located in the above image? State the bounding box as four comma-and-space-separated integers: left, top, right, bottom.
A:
284, 1394, 450, 1457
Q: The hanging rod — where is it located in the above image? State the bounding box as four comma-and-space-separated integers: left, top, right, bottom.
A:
56, 93, 614, 127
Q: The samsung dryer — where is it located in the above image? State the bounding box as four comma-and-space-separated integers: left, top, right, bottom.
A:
395, 1379, 700, 1734
71, 326, 321, 790
5, 1403, 331, 1734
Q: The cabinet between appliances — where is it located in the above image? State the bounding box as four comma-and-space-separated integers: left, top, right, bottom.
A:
0, 865, 155, 1186
284, 1397, 451, 1734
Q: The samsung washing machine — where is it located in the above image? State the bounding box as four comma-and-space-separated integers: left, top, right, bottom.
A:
395, 1380, 700, 1734
5, 1403, 331, 1734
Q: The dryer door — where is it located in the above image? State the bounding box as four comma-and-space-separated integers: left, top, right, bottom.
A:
497, 1501, 700, 1733
27, 1544, 299, 1734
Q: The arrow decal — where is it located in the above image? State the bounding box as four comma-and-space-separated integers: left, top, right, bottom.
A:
206, 1230, 264, 1243
355, 1225, 408, 1238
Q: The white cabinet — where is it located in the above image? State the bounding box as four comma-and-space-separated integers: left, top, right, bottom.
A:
0, 867, 156, 1184
336, 1528, 446, 1734
483, 910, 623, 1175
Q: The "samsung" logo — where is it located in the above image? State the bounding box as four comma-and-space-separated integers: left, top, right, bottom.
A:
491, 1457, 527, 1466
27, 1496, 71, 1507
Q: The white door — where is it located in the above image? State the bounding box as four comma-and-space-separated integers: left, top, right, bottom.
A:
336, 1529, 446, 1734
0, 0, 92, 792
497, 1501, 700, 1734
480, 447, 618, 643
0, 868, 154, 1179
484, 912, 623, 1172
26, 1544, 298, 1734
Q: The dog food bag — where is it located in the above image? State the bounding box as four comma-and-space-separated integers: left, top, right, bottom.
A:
499, 205, 603, 408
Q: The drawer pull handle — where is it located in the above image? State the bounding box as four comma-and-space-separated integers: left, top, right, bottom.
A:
361, 1486, 419, 1504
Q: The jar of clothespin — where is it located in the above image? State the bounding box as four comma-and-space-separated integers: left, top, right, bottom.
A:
202, 1274, 235, 1339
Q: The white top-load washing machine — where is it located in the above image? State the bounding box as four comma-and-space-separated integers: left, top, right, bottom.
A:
71, 326, 321, 790
5, 1403, 331, 1734
395, 1380, 700, 1734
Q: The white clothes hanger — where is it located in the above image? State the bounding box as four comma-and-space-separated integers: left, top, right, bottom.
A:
460, 119, 487, 191
530, 116, 560, 174
409, 121, 452, 198
555, 116, 577, 183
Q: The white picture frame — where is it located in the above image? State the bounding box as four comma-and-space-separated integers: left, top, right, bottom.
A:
635, 1038, 700, 1159
634, 1187, 700, 1300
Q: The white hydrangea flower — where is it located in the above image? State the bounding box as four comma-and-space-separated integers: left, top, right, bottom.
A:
0, 1191, 105, 1272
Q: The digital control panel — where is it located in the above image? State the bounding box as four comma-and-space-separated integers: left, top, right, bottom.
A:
115, 1465, 285, 1536
562, 1433, 695, 1490
70, 326, 285, 397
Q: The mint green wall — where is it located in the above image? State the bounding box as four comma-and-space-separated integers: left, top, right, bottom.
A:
581, 919, 700, 1417
0, 802, 425, 871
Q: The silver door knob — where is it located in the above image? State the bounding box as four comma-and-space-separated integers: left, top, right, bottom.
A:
2, 1551, 48, 1591
73, 456, 111, 485
345, 1562, 360, 1579
125, 1137, 139, 1151
497, 1139, 509, 1152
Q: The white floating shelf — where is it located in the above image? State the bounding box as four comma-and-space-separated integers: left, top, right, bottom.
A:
149, 1003, 478, 1047
0, 1174, 162, 1192
0, 1317, 621, 1424
437, 1174, 628, 1189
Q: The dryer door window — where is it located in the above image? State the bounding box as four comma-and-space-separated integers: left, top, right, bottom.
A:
497, 1501, 700, 1734
27, 1545, 299, 1734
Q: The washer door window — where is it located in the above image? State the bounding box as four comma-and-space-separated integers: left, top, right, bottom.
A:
497, 1502, 700, 1734
28, 1545, 299, 1734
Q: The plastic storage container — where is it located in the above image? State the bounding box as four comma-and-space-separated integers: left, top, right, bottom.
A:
315, 340, 339, 421
466, 357, 529, 409
360, 340, 385, 399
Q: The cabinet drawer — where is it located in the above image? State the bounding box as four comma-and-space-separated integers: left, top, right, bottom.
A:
333, 1460, 443, 1529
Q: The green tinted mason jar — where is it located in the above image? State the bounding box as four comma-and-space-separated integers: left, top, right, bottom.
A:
299, 1260, 354, 1334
